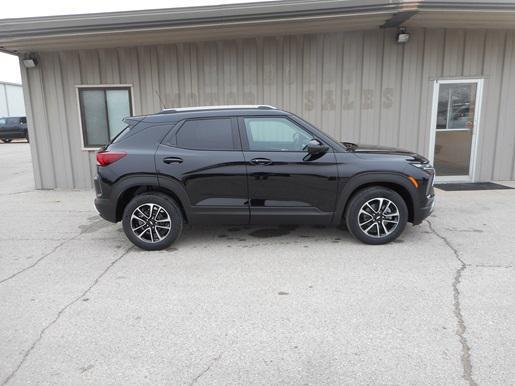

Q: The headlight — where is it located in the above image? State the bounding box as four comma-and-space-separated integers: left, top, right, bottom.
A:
410, 162, 435, 173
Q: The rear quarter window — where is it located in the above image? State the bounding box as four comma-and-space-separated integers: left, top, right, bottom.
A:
111, 125, 132, 144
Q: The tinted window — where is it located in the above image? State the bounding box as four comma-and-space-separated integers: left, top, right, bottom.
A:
0, 118, 6, 125
176, 118, 234, 150
243, 117, 312, 151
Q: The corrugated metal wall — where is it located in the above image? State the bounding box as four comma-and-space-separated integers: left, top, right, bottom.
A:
20, 28, 515, 189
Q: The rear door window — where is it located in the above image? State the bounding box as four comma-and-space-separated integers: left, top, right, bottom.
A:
176, 118, 237, 150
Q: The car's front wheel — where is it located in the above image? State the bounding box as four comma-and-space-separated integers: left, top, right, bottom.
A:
122, 192, 183, 250
345, 187, 408, 245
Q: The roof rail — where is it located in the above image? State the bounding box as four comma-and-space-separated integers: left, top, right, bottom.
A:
158, 105, 277, 114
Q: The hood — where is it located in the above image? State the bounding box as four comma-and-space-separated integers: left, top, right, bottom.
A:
342, 142, 429, 163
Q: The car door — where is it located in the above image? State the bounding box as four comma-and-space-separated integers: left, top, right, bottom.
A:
18, 117, 27, 136
238, 115, 339, 225
155, 117, 249, 224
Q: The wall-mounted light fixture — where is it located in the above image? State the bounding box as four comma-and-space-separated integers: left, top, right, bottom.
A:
396, 27, 410, 44
22, 54, 38, 68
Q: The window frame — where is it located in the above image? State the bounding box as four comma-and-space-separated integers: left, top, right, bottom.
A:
170, 117, 241, 151
237, 115, 325, 153
76, 84, 135, 151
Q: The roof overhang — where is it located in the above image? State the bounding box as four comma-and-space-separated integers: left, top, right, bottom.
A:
1, 0, 515, 53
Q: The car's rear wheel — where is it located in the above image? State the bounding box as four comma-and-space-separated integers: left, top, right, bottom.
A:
1, 139, 12, 143
345, 187, 408, 245
122, 192, 183, 250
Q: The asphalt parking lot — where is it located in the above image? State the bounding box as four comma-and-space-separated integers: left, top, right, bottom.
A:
1, 142, 514, 385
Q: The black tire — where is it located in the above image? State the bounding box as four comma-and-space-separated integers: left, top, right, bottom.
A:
0, 139, 12, 143
26, 134, 30, 143
122, 192, 183, 251
345, 186, 408, 245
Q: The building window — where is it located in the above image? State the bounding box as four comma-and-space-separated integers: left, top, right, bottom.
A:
77, 86, 133, 149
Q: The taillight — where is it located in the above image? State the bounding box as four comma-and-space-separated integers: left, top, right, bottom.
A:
96, 150, 127, 166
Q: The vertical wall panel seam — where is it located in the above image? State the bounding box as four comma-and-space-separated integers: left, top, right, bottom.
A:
460, 30, 468, 76
57, 53, 76, 188
415, 29, 427, 153
358, 32, 365, 142
481, 30, 488, 75
3, 84, 10, 115
299, 36, 305, 115
441, 29, 447, 76
319, 34, 326, 122
396, 43, 405, 147
257, 37, 264, 104
20, 65, 43, 189
38, 62, 57, 189
491, 31, 508, 178
377, 30, 386, 144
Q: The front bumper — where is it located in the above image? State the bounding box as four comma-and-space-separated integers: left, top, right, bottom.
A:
413, 193, 435, 225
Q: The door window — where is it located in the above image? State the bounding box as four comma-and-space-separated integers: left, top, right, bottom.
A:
243, 117, 312, 151
176, 118, 235, 150
437, 83, 476, 130
433, 82, 479, 177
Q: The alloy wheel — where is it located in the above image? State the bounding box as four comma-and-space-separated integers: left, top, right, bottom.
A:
130, 203, 172, 243
358, 197, 400, 238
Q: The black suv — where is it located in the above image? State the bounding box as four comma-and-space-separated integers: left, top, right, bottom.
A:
94, 105, 435, 250
0, 116, 28, 143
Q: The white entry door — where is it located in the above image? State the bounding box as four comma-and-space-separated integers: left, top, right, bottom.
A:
429, 79, 483, 182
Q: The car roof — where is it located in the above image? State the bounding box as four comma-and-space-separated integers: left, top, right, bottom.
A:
138, 106, 290, 124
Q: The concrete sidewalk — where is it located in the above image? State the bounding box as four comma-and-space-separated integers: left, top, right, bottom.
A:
0, 143, 514, 385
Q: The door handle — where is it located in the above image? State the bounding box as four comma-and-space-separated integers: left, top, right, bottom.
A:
249, 158, 273, 166
163, 157, 183, 164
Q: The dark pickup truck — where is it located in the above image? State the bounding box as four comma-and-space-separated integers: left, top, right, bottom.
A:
0, 116, 28, 143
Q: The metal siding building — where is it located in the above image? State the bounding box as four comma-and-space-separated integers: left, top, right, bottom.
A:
0, 81, 25, 117
1, 0, 515, 189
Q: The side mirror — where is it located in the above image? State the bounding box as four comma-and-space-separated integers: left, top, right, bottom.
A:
306, 139, 329, 155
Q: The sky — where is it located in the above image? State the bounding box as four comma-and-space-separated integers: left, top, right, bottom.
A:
0, 0, 278, 84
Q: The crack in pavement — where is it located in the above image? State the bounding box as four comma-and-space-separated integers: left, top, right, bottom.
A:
1, 246, 133, 385
0, 220, 107, 286
0, 190, 36, 197
190, 352, 223, 385
427, 220, 477, 386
